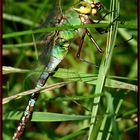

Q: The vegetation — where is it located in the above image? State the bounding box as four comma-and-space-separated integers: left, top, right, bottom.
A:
3, 0, 137, 140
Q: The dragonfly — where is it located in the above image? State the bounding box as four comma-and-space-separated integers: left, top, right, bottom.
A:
12, 0, 113, 139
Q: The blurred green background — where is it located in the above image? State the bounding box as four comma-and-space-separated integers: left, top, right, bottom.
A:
3, 0, 137, 140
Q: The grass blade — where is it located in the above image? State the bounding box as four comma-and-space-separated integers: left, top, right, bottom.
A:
88, 0, 120, 139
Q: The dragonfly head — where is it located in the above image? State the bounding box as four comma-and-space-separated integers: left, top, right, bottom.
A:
73, 1, 103, 15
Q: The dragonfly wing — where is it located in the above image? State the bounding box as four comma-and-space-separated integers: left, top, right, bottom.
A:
25, 34, 57, 87
35, 0, 62, 65
38, 33, 56, 66
42, 0, 62, 27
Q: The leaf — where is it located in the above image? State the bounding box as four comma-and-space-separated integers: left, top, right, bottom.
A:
3, 111, 91, 122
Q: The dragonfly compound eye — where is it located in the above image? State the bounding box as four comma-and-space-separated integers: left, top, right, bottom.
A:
73, 1, 92, 14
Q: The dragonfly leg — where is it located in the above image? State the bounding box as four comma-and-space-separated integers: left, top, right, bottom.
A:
103, 15, 120, 33
86, 29, 103, 53
95, 14, 120, 34
95, 10, 117, 24
115, 35, 134, 47
76, 29, 86, 59
95, 10, 119, 34
76, 29, 99, 68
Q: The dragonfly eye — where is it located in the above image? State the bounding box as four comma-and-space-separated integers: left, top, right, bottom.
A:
80, 6, 86, 10
73, 1, 92, 14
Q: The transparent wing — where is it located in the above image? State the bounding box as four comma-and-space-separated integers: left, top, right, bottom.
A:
34, 0, 62, 65
26, 0, 62, 84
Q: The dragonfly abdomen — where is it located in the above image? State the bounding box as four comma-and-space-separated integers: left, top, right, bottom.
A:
36, 56, 64, 87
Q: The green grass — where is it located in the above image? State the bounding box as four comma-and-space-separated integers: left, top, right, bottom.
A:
3, 0, 138, 140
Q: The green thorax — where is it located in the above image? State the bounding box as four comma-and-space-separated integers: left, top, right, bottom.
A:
59, 10, 81, 41
51, 10, 81, 60
49, 0, 101, 61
